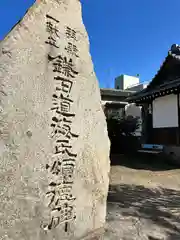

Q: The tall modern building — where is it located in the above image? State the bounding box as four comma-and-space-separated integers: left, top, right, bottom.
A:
115, 74, 148, 91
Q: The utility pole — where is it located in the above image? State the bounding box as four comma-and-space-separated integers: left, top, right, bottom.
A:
105, 68, 112, 88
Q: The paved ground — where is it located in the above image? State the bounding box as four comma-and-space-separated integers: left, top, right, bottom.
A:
105, 154, 180, 240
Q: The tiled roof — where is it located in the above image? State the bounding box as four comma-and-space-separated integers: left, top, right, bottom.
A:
147, 44, 180, 89
126, 44, 180, 102
100, 88, 135, 97
105, 101, 127, 109
169, 44, 180, 60
102, 100, 128, 106
127, 78, 180, 103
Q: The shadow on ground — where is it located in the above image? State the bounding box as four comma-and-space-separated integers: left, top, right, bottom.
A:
108, 184, 180, 239
110, 153, 180, 171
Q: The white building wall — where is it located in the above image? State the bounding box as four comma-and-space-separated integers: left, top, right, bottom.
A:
152, 94, 178, 128
115, 75, 139, 90
115, 76, 124, 89
123, 75, 139, 90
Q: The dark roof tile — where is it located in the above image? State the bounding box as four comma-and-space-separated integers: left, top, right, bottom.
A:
100, 88, 135, 97
127, 44, 180, 102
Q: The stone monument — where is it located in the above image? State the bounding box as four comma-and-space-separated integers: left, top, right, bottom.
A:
0, 0, 110, 239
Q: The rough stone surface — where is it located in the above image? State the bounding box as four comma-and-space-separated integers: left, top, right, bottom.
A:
0, 1, 110, 239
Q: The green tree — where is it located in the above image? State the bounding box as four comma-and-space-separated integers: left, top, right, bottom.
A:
106, 112, 140, 154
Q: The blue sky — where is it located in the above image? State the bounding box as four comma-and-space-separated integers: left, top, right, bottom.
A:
0, 0, 180, 88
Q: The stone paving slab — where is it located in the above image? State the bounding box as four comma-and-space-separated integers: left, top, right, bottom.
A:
105, 156, 180, 240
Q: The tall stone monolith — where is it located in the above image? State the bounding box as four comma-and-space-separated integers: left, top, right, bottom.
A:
0, 0, 110, 239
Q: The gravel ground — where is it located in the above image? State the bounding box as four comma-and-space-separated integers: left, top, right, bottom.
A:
105, 154, 180, 240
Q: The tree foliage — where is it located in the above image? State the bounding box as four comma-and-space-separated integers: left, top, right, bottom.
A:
106, 113, 140, 154
106, 115, 140, 137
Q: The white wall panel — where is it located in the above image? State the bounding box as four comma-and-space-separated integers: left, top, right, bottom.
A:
153, 94, 178, 128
